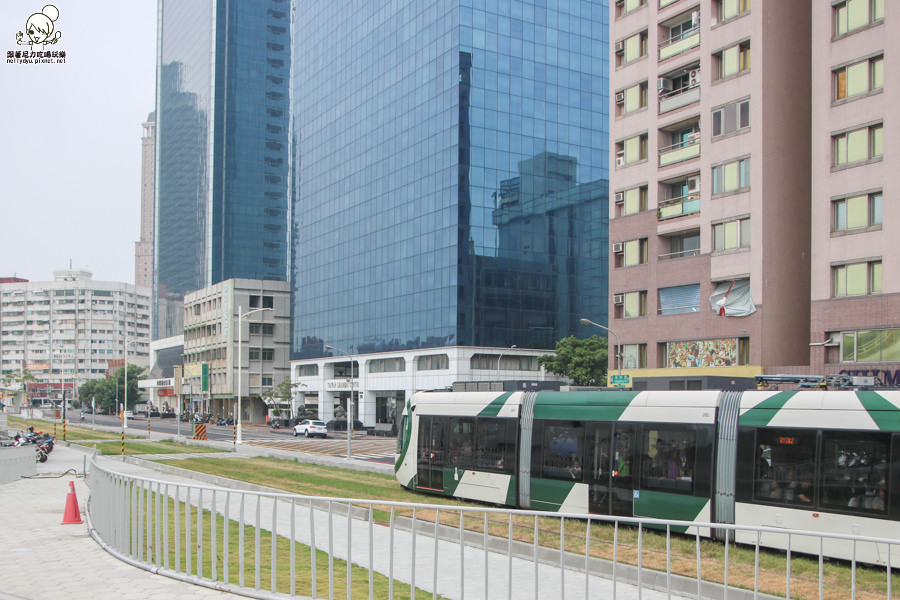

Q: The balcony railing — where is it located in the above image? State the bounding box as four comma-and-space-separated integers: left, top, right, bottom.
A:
658, 192, 700, 220
659, 248, 701, 260
659, 27, 700, 61
659, 81, 700, 113
659, 135, 700, 166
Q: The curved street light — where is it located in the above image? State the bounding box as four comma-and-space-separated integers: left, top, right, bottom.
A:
579, 318, 622, 377
326, 345, 355, 460
236, 306, 273, 444
497, 344, 517, 372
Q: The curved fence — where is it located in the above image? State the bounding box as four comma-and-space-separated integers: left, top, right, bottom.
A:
87, 457, 897, 600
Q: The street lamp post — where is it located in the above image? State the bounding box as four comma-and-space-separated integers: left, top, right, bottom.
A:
236, 305, 273, 444
497, 344, 517, 375
326, 345, 354, 460
579, 318, 622, 377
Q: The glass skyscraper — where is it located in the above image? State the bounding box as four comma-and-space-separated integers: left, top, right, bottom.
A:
154, 0, 291, 339
291, 0, 608, 359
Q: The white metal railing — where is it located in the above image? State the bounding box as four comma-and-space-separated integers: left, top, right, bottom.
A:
87, 457, 897, 599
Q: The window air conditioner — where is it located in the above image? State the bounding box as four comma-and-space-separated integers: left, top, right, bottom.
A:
612, 242, 624, 253
689, 69, 700, 85
615, 41, 625, 55
614, 191, 625, 204
615, 91, 625, 104
613, 294, 625, 305
686, 176, 699, 192
616, 155, 626, 167
657, 77, 673, 92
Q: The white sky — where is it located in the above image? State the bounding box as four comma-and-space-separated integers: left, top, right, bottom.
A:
0, 2, 157, 285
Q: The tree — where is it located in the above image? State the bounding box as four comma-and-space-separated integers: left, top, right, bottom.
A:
77, 364, 145, 414
262, 379, 313, 419
1, 368, 37, 408
538, 335, 609, 386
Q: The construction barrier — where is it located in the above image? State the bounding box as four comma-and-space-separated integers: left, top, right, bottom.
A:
193, 423, 207, 440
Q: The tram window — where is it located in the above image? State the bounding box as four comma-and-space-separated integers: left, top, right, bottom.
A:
821, 432, 889, 513
448, 418, 476, 469
474, 418, 516, 474
640, 426, 696, 493
753, 429, 816, 506
539, 421, 585, 481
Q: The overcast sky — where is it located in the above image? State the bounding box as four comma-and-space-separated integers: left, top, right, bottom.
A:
0, 2, 157, 285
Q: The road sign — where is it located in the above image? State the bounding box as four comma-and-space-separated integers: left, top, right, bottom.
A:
610, 373, 632, 387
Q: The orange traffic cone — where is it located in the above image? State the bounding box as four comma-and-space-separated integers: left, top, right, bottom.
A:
61, 480, 82, 525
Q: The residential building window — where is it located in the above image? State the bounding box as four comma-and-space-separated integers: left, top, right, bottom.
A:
617, 81, 649, 115
713, 217, 750, 252
658, 284, 701, 315
833, 260, 881, 297
715, 41, 750, 79
622, 344, 648, 369
833, 123, 882, 166
248, 323, 275, 335
296, 364, 318, 377
617, 0, 647, 18
716, 0, 750, 22
616, 133, 648, 166
658, 175, 700, 219
618, 30, 648, 64
834, 0, 884, 37
833, 192, 882, 232
711, 157, 750, 194
834, 56, 883, 101
262, 375, 273, 387
841, 329, 900, 363
712, 99, 750, 137
619, 290, 648, 318
623, 238, 649, 266
619, 185, 648, 216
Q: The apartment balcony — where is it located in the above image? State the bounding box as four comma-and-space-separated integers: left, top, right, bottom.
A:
659, 81, 699, 114
658, 27, 699, 61
658, 192, 700, 220
659, 135, 700, 166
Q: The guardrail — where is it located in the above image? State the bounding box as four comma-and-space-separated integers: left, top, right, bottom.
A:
87, 457, 896, 599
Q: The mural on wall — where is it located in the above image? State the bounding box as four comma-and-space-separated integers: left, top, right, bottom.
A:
667, 338, 738, 368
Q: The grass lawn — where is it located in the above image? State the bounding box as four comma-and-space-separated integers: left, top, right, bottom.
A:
91, 439, 228, 455
162, 456, 897, 600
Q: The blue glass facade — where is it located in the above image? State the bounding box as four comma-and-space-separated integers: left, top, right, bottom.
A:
290, 0, 608, 358
154, 0, 291, 339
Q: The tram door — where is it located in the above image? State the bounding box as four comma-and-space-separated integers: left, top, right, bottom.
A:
611, 424, 637, 516
416, 416, 447, 491
587, 423, 613, 515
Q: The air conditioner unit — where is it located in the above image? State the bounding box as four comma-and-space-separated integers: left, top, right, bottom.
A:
616, 155, 626, 167
657, 77, 673, 92
612, 242, 624, 253
689, 131, 701, 142
689, 69, 700, 85
615, 91, 625, 104
614, 191, 625, 204
614, 40, 625, 55
613, 294, 625, 305
686, 176, 699, 192
691, 10, 700, 29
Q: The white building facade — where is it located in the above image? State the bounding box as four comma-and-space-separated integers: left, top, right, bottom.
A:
291, 346, 563, 430
0, 269, 151, 403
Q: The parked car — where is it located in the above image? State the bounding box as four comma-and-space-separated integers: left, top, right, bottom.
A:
124, 410, 134, 419
293, 419, 328, 438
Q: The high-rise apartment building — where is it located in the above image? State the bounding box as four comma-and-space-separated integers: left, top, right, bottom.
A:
134, 111, 155, 289
609, 1, 814, 389
153, 0, 291, 340
0, 269, 151, 402
289, 1, 609, 424
811, 0, 897, 384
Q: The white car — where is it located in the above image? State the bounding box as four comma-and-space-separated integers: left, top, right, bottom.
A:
293, 419, 327, 438
124, 410, 134, 419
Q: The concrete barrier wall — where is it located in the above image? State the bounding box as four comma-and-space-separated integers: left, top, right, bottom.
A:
0, 446, 36, 483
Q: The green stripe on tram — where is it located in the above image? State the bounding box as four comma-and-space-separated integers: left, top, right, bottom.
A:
532, 390, 640, 421
857, 391, 900, 431
738, 390, 799, 427
634, 490, 707, 533
477, 392, 514, 417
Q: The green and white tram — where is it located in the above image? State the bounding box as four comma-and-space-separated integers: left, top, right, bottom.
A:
395, 389, 900, 566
